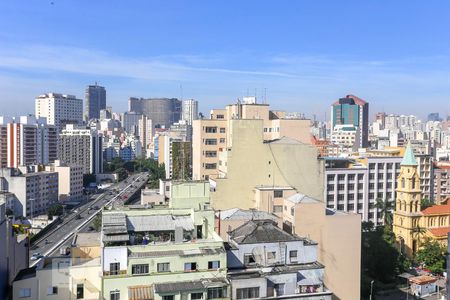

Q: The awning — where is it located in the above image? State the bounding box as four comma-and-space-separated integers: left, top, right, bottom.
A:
128, 285, 153, 300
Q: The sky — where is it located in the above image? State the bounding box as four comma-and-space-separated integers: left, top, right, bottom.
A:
1, 1, 450, 120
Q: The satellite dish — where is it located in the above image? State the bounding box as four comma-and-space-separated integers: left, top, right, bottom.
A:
252, 246, 265, 266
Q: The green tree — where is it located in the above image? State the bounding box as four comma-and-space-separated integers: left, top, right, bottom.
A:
411, 224, 427, 247
5, 208, 13, 217
421, 198, 432, 209
115, 167, 128, 181
47, 203, 63, 218
416, 238, 447, 274
92, 214, 102, 231
375, 198, 394, 226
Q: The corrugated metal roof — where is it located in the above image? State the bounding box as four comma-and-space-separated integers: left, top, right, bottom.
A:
102, 234, 130, 242
154, 281, 204, 293
127, 215, 194, 232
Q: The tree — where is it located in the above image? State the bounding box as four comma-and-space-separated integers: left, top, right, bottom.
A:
375, 198, 394, 226
421, 198, 432, 209
5, 208, 13, 217
115, 167, 128, 181
92, 214, 102, 231
416, 238, 447, 274
47, 203, 63, 218
411, 224, 427, 247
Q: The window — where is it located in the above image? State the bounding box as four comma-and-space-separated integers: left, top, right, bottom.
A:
110, 262, 120, 275
184, 262, 197, 272
205, 151, 217, 157
348, 174, 355, 181
220, 128, 226, 133
219, 138, 225, 143
267, 251, 276, 260
162, 296, 174, 300
208, 261, 220, 269
204, 139, 217, 145
289, 250, 298, 262
191, 293, 203, 300
165, 185, 170, 192
205, 126, 217, 133
76, 284, 84, 299
338, 184, 345, 191
110, 290, 120, 300
204, 163, 217, 169
47, 286, 58, 295
327, 174, 335, 181
157, 263, 170, 272
274, 283, 285, 296
208, 287, 227, 299
132, 264, 149, 275
273, 205, 283, 213
244, 254, 256, 265
19, 288, 31, 298
348, 203, 354, 210
290, 207, 294, 216
338, 174, 345, 181
216, 114, 224, 119
236, 287, 259, 299
274, 190, 283, 198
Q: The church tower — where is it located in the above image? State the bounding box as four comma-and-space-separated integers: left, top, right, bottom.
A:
393, 143, 422, 257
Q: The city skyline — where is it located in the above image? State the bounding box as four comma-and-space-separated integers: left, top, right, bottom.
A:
1, 1, 450, 118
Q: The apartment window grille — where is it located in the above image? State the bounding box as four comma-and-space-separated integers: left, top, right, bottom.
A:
131, 264, 149, 275
236, 287, 259, 299
157, 263, 170, 272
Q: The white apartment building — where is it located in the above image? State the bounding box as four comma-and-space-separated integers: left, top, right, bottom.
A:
45, 160, 84, 203
0, 116, 57, 168
0, 166, 58, 217
138, 115, 153, 158
59, 125, 103, 175
325, 157, 402, 225
181, 99, 198, 125
35, 93, 83, 131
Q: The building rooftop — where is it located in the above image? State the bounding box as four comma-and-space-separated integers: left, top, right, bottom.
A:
286, 193, 320, 204
421, 204, 450, 216
218, 208, 279, 221
73, 232, 101, 247
265, 136, 307, 145
229, 220, 303, 244
409, 275, 437, 285
427, 227, 450, 237
13, 267, 36, 282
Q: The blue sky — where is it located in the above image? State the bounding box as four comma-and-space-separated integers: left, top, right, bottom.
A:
1, 1, 450, 119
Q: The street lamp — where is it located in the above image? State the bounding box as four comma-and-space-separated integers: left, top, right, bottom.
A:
370, 280, 374, 300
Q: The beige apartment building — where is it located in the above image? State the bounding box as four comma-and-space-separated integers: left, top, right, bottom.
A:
192, 97, 312, 180
45, 160, 84, 203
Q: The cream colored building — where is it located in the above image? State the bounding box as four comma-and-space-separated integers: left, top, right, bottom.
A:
35, 93, 83, 131
193, 97, 312, 180
45, 160, 84, 203
210, 119, 323, 210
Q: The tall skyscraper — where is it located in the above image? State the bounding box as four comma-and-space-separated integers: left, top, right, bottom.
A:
58, 125, 103, 174
35, 93, 83, 131
0, 116, 57, 168
128, 97, 181, 128
181, 99, 198, 125
331, 94, 369, 148
85, 83, 106, 121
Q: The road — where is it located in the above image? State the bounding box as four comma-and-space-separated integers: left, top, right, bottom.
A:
29, 172, 150, 266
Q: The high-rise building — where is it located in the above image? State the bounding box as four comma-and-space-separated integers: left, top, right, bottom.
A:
58, 125, 103, 174
331, 94, 369, 148
128, 97, 181, 128
138, 115, 152, 157
121, 111, 142, 135
428, 112, 441, 122
45, 160, 84, 203
84, 84, 106, 121
181, 99, 198, 125
0, 116, 57, 168
35, 93, 83, 131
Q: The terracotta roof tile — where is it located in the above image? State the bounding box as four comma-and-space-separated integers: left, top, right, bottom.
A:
421, 204, 450, 215
428, 227, 450, 237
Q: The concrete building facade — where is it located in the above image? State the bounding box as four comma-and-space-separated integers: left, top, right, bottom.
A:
84, 83, 106, 121
45, 160, 84, 203
129, 97, 182, 129
35, 93, 83, 131
58, 125, 103, 175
